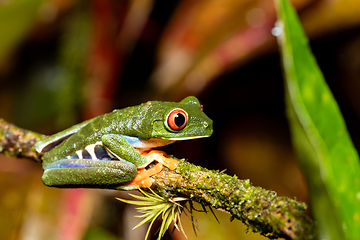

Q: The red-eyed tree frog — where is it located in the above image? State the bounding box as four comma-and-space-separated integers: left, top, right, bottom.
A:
35, 96, 213, 190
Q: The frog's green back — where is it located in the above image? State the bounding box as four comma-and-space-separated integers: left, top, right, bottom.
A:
39, 96, 213, 164
35, 119, 93, 154
40, 103, 153, 163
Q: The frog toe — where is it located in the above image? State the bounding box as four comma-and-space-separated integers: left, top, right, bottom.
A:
143, 150, 178, 170
121, 163, 163, 189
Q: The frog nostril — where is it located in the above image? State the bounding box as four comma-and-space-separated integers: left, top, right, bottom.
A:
203, 122, 209, 128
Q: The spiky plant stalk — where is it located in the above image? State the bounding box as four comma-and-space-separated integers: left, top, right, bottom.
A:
117, 188, 189, 240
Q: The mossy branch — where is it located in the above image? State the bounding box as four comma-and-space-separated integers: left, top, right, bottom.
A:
0, 118, 45, 161
0, 118, 316, 239
150, 160, 315, 240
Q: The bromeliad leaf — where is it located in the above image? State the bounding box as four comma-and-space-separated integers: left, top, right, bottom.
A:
275, 0, 360, 239
117, 188, 188, 240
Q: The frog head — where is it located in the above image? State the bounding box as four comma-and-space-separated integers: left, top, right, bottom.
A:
150, 96, 213, 140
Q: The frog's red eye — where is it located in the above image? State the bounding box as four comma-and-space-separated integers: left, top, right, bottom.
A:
166, 109, 188, 131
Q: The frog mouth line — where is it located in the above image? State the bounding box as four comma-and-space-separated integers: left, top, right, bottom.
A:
163, 135, 212, 141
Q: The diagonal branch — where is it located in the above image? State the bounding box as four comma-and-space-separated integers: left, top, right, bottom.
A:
0, 118, 45, 162
0, 118, 316, 239
151, 160, 316, 240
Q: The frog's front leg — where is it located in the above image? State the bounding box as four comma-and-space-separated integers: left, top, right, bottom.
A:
101, 134, 149, 167
102, 134, 178, 169
102, 134, 178, 188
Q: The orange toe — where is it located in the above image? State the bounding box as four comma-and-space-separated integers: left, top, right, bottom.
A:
124, 163, 163, 188
144, 150, 179, 170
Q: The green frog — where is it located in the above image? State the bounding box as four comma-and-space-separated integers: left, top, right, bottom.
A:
35, 96, 213, 190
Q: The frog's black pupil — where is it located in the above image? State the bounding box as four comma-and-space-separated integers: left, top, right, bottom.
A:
174, 113, 186, 127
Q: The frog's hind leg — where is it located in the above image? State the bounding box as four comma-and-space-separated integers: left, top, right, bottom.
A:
42, 159, 137, 189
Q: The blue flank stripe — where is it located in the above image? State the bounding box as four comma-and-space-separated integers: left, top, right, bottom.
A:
45, 161, 92, 170
121, 135, 142, 147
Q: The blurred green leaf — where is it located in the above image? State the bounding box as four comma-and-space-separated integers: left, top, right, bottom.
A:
84, 226, 120, 240
14, 4, 90, 131
275, 0, 360, 239
0, 0, 43, 64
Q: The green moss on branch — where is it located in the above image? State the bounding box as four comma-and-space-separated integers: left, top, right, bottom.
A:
0, 118, 45, 161
151, 160, 316, 240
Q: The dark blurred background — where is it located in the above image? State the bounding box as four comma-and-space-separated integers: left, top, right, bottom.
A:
1, 0, 360, 239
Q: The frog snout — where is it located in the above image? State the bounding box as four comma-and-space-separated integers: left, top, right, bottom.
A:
203, 120, 213, 133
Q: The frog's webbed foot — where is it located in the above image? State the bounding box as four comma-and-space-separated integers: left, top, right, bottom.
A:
121, 163, 163, 189
142, 150, 178, 170
119, 151, 178, 190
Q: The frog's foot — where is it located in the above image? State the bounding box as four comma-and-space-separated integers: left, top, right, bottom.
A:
120, 151, 178, 189
142, 150, 178, 170
124, 163, 163, 188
